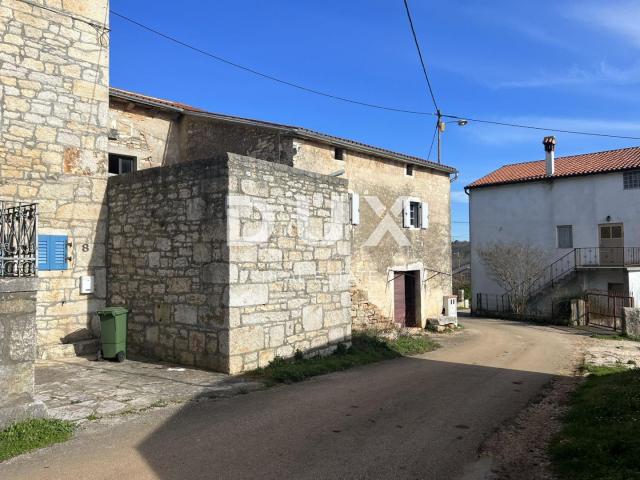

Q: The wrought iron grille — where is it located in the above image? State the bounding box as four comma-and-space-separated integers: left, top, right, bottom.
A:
0, 201, 38, 277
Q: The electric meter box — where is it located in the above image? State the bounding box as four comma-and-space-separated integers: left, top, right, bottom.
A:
80, 275, 94, 294
443, 295, 457, 317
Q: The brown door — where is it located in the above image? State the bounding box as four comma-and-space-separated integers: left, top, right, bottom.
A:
394, 271, 418, 327
394, 273, 406, 326
599, 224, 624, 265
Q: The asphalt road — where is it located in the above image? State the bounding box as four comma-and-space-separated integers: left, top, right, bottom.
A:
1, 318, 578, 480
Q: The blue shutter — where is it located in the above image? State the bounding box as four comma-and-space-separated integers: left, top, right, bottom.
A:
38, 235, 50, 270
38, 235, 68, 271
49, 235, 68, 271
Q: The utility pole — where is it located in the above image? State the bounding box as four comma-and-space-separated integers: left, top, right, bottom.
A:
437, 111, 443, 164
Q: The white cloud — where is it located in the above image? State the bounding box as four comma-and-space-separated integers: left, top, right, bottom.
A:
451, 191, 469, 204
567, 1, 640, 49
496, 62, 640, 89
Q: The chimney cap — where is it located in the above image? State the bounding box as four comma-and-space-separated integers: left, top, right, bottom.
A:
543, 136, 556, 152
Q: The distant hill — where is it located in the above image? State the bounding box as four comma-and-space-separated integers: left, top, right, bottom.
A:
452, 240, 470, 270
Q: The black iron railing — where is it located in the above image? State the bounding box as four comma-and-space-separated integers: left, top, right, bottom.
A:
575, 247, 640, 267
0, 201, 38, 277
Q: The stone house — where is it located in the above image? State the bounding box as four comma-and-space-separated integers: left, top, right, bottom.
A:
108, 88, 457, 332
0, 0, 456, 416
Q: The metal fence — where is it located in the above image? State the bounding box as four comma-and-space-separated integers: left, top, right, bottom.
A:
475, 292, 571, 324
586, 290, 634, 331
0, 201, 38, 277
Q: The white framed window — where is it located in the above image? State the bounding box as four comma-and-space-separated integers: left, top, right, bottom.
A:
623, 170, 640, 190
557, 225, 573, 248
403, 198, 429, 229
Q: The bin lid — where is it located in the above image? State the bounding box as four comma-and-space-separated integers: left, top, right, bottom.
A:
97, 306, 128, 316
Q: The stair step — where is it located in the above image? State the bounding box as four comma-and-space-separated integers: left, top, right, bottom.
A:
39, 338, 100, 360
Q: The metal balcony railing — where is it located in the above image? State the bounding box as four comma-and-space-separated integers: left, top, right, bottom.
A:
575, 247, 640, 267
0, 201, 38, 277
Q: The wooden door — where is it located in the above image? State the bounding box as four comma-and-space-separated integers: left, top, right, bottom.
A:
393, 271, 418, 327
599, 224, 624, 265
404, 273, 417, 327
394, 273, 406, 326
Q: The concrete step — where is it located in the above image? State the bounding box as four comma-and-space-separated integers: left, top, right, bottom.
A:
39, 338, 100, 360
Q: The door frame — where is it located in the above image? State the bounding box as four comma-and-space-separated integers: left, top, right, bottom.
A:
598, 223, 624, 265
389, 264, 423, 327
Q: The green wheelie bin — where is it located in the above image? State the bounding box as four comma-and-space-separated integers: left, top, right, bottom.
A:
96, 307, 128, 362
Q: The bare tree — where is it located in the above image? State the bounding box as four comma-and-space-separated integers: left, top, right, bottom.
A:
478, 242, 549, 314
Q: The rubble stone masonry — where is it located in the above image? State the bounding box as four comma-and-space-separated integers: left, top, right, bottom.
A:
0, 0, 110, 357
107, 153, 351, 374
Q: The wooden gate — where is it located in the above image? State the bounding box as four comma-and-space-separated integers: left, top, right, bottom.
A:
586, 291, 634, 330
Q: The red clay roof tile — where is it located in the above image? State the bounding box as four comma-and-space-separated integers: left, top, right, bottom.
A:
467, 146, 640, 189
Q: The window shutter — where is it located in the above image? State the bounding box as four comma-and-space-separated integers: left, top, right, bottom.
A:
350, 192, 360, 225
49, 235, 68, 271
420, 202, 429, 229
38, 235, 50, 270
402, 199, 411, 228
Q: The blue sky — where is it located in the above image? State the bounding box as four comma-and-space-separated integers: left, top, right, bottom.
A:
110, 1, 640, 241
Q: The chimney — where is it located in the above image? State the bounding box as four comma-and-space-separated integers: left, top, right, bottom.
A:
543, 136, 556, 176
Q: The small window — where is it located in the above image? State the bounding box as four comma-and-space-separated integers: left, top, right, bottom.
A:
406, 164, 414, 176
409, 201, 420, 228
334, 148, 344, 160
108, 153, 137, 175
600, 226, 611, 239
38, 235, 68, 271
623, 170, 640, 189
557, 225, 573, 248
612, 225, 623, 238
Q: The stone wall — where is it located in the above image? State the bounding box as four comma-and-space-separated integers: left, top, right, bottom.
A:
107, 159, 229, 371
107, 101, 296, 171
293, 139, 452, 326
226, 154, 351, 373
0, 278, 46, 427
108, 100, 182, 169
0, 0, 110, 357
107, 153, 351, 374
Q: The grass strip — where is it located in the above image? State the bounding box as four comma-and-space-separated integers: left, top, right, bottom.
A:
250, 331, 439, 384
550, 365, 640, 480
0, 419, 75, 462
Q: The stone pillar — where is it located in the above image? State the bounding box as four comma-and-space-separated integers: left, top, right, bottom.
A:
622, 307, 640, 338
0, 278, 46, 427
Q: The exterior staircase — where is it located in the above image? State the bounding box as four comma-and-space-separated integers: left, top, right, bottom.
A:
494, 246, 640, 317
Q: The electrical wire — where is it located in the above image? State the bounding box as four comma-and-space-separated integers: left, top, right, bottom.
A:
402, 0, 439, 113
16, 0, 109, 30
426, 123, 438, 161
110, 10, 640, 141
111, 10, 437, 117
441, 114, 640, 141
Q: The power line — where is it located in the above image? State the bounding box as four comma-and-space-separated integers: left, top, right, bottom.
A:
16, 0, 109, 30
426, 123, 438, 160
402, 0, 438, 113
442, 114, 640, 141
110, 10, 436, 117
110, 10, 640, 142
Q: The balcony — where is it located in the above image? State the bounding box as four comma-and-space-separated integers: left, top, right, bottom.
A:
0, 201, 38, 277
575, 247, 640, 268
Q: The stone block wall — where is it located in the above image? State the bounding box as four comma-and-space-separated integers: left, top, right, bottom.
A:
0, 0, 110, 357
292, 138, 452, 326
226, 154, 351, 373
107, 153, 352, 374
107, 160, 229, 371
0, 278, 46, 427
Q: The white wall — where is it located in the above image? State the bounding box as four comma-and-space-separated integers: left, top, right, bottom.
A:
628, 270, 640, 306
470, 171, 640, 306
